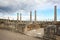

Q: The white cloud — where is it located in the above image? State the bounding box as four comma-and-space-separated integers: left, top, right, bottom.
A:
0, 0, 60, 12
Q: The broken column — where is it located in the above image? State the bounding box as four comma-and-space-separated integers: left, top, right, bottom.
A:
54, 5, 57, 23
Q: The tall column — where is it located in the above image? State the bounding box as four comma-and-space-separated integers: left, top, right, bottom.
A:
54, 5, 57, 23
20, 13, 22, 22
17, 13, 19, 22
16, 13, 19, 30
35, 10, 37, 22
30, 11, 32, 22
7, 17, 9, 24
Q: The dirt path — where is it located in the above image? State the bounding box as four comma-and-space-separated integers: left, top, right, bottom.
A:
0, 29, 40, 40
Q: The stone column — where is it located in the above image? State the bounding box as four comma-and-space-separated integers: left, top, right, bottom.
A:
17, 13, 19, 22
7, 17, 9, 28
54, 5, 57, 23
16, 13, 19, 30
20, 13, 22, 22
8, 17, 9, 23
30, 11, 32, 22
35, 10, 37, 22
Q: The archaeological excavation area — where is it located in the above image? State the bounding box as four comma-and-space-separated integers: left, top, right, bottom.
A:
0, 5, 60, 40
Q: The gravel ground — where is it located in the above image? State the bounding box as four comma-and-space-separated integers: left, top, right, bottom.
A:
56, 36, 60, 40
0, 29, 41, 40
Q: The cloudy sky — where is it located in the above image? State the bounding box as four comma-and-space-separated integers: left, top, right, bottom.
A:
0, 0, 60, 21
